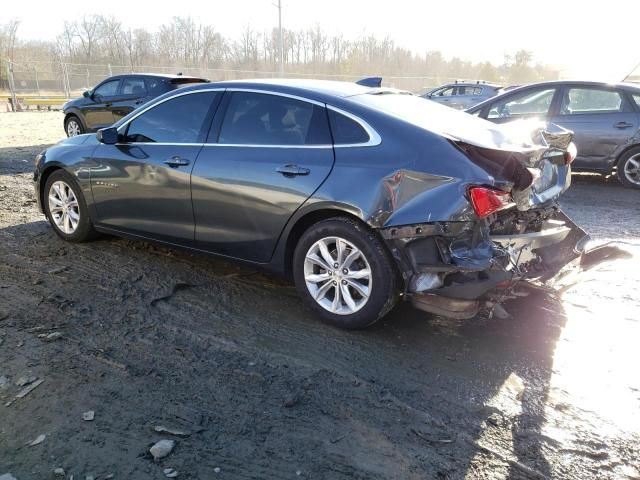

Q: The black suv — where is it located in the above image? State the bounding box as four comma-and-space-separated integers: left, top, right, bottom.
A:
62, 73, 209, 137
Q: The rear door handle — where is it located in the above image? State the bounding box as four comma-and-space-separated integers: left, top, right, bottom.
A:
614, 121, 634, 129
164, 156, 191, 168
276, 164, 310, 177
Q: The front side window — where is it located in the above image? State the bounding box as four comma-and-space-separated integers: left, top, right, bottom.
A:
218, 92, 331, 146
488, 88, 556, 119
434, 87, 455, 97
560, 88, 624, 115
121, 78, 147, 97
125, 91, 217, 143
93, 80, 120, 98
633, 93, 640, 109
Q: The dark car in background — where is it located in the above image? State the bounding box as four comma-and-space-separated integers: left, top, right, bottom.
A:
36, 79, 597, 329
467, 80, 640, 189
62, 73, 209, 137
421, 81, 502, 109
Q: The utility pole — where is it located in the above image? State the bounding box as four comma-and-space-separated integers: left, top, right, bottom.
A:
274, 0, 284, 76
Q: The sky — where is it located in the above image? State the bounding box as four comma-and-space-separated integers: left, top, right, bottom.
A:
5, 0, 640, 80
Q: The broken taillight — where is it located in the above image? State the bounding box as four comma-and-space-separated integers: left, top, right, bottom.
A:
564, 142, 577, 165
468, 186, 515, 218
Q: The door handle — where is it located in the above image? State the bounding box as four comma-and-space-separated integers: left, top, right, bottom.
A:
135, 100, 143, 105
164, 156, 191, 168
614, 122, 634, 129
276, 164, 310, 177
105, 102, 112, 107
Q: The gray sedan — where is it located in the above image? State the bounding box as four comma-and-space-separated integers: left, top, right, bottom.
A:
421, 82, 502, 109
467, 80, 640, 189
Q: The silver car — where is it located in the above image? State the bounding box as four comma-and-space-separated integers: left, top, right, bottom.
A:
466, 80, 640, 189
421, 82, 502, 109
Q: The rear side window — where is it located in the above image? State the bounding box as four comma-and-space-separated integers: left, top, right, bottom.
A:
328, 110, 370, 145
125, 91, 218, 143
632, 93, 640, 109
121, 78, 147, 96
560, 88, 624, 115
219, 92, 331, 145
145, 77, 167, 96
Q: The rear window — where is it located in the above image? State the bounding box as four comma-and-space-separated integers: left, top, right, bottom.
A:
328, 110, 369, 144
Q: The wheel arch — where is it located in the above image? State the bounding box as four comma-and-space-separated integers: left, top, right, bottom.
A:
615, 143, 640, 171
281, 205, 381, 278
39, 164, 68, 213
64, 110, 86, 131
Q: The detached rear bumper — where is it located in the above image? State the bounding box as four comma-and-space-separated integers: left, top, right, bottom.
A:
381, 209, 610, 319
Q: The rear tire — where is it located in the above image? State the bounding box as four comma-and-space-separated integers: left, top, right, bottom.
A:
293, 217, 400, 329
65, 115, 84, 137
616, 147, 640, 189
44, 170, 97, 242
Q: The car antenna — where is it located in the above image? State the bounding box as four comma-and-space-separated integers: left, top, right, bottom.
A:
356, 77, 382, 88
177, 72, 183, 76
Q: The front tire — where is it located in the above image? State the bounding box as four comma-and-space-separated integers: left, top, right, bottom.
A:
617, 147, 640, 189
293, 217, 400, 329
44, 170, 97, 242
65, 115, 84, 137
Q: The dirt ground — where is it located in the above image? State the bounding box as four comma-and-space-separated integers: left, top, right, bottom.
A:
1, 112, 639, 480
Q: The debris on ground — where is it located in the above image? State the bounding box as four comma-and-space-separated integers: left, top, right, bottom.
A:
150, 439, 175, 460
82, 410, 95, 421
27, 434, 45, 446
14, 379, 43, 399
153, 426, 190, 437
15, 376, 37, 387
163, 468, 178, 478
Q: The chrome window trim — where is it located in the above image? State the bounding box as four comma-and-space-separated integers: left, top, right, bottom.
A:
326, 105, 382, 148
203, 143, 332, 149
114, 86, 381, 149
225, 88, 325, 107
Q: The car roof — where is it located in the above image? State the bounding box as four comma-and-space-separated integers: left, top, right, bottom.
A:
467, 79, 640, 112
176, 78, 398, 104
106, 73, 207, 81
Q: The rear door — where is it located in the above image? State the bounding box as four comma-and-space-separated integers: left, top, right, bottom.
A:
90, 90, 221, 244
549, 86, 639, 170
84, 78, 121, 129
191, 90, 334, 262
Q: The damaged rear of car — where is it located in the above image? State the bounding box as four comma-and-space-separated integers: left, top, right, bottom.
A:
336, 91, 594, 320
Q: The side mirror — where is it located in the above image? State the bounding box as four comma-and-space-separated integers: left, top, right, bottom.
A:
96, 127, 119, 145
83, 90, 91, 98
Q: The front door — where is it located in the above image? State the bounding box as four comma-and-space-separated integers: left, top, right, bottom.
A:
549, 86, 640, 170
191, 91, 335, 263
84, 78, 121, 129
90, 90, 221, 244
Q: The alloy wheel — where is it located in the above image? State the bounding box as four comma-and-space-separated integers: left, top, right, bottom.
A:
303, 236, 372, 315
623, 153, 640, 186
67, 119, 81, 137
48, 180, 80, 234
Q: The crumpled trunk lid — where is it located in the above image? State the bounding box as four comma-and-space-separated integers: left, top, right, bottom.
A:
452, 120, 574, 211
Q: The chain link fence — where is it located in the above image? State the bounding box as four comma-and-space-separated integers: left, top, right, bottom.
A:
3, 59, 457, 111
